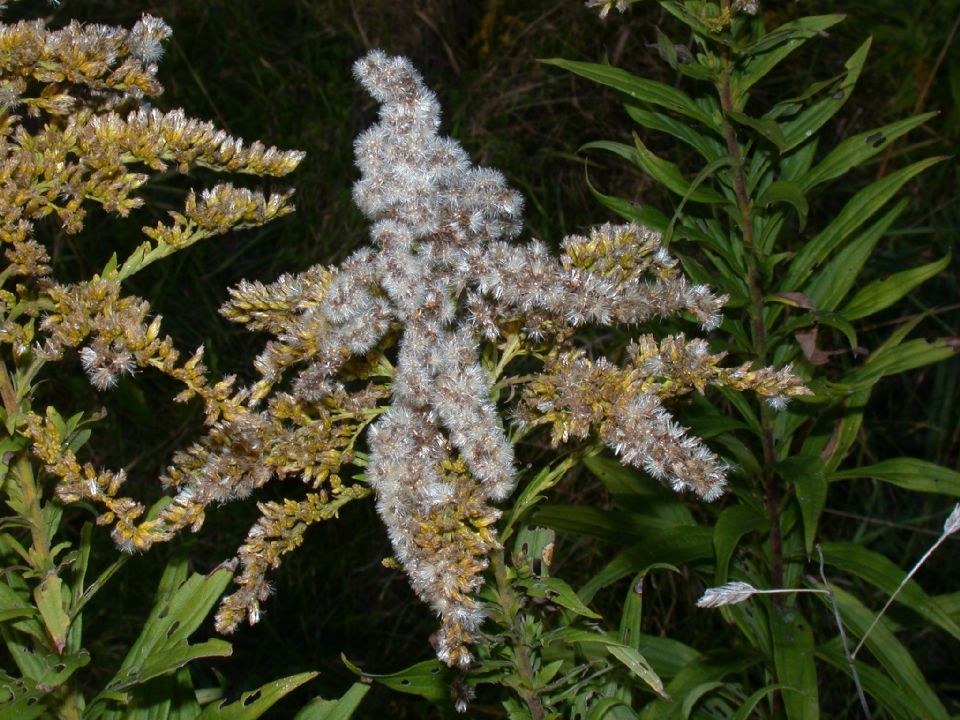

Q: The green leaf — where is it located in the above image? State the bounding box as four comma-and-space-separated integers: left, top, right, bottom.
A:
341, 656, 447, 703
844, 337, 956, 388
776, 455, 828, 555
0, 579, 35, 623
811, 318, 936, 469
680, 681, 724, 718
547, 628, 666, 698
757, 180, 808, 229
713, 504, 767, 584
638, 650, 763, 720
624, 105, 724, 161
730, 684, 789, 720
584, 168, 670, 231
587, 697, 638, 720
98, 559, 234, 699
576, 529, 712, 605
734, 15, 846, 101
198, 672, 318, 719
770, 606, 818, 719
799, 114, 938, 191
658, 2, 714, 38
820, 541, 960, 640
581, 139, 723, 204
35, 650, 89, 689
533, 505, 705, 544
99, 666, 200, 720
665, 157, 736, 244
292, 683, 369, 720
830, 457, 960, 496
583, 455, 694, 525
619, 573, 644, 650
817, 639, 924, 720
784, 157, 945, 289
34, 573, 70, 654
517, 576, 601, 619
0, 673, 46, 720
842, 254, 951, 321
727, 111, 786, 151
541, 58, 720, 131
823, 587, 948, 718
502, 456, 578, 541
780, 38, 871, 152
633, 135, 724, 203
803, 200, 906, 313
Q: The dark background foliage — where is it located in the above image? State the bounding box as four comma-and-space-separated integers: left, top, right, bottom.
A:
8, 1, 957, 715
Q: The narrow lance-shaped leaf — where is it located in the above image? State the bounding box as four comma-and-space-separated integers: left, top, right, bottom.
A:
798, 113, 938, 191
541, 58, 721, 132
96, 560, 234, 699
842, 254, 951, 321
802, 199, 907, 312
583, 167, 670, 231
779, 38, 872, 153
727, 110, 786, 152
624, 104, 725, 162
830, 457, 960, 496
546, 627, 666, 698
819, 541, 960, 640
816, 640, 924, 720
712, 504, 767, 584
341, 656, 448, 704
293, 683, 370, 720
733, 14, 846, 103
769, 605, 818, 720
198, 672, 319, 720
821, 588, 948, 718
757, 180, 809, 229
783, 156, 944, 289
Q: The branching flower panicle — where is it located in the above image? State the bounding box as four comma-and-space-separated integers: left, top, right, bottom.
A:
22, 44, 807, 671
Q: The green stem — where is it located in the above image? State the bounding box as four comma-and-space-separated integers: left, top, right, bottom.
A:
718, 57, 783, 594
492, 550, 546, 720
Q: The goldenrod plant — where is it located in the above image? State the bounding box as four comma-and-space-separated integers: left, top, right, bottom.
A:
0, 8, 371, 718
530, 0, 959, 717
1, 2, 809, 714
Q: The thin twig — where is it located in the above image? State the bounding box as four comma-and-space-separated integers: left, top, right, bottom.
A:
852, 528, 951, 658
818, 545, 871, 718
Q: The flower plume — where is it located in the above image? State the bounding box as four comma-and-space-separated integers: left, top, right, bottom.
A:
32, 48, 809, 670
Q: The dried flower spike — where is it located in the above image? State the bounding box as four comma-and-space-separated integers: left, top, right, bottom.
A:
697, 581, 758, 608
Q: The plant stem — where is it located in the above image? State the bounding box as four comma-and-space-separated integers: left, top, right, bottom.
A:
717, 60, 783, 594
492, 549, 546, 720
817, 546, 871, 718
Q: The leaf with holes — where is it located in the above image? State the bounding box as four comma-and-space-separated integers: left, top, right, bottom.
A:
198, 672, 318, 719
517, 576, 601, 619
95, 557, 233, 701
341, 656, 448, 703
